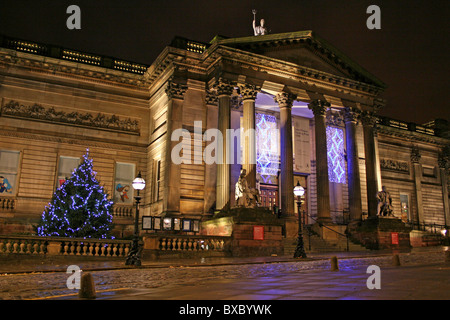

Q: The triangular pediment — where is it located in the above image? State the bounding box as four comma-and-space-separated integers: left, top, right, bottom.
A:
212, 31, 385, 88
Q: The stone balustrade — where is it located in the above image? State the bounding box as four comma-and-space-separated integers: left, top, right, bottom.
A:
0, 235, 131, 257
144, 235, 230, 253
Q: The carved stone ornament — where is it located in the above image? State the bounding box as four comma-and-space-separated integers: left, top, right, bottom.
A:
327, 110, 345, 127
307, 99, 330, 116
360, 111, 378, 127
274, 92, 297, 108
410, 145, 421, 163
380, 158, 409, 173
210, 77, 234, 97
342, 107, 360, 124
238, 83, 260, 101
1, 100, 140, 134
165, 79, 187, 100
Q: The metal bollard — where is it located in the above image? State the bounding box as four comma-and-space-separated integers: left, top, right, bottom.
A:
78, 272, 96, 299
392, 254, 401, 266
330, 256, 339, 271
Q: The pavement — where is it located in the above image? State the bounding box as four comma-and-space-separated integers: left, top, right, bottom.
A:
0, 246, 449, 302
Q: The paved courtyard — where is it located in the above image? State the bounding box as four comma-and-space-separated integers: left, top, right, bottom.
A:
0, 247, 449, 301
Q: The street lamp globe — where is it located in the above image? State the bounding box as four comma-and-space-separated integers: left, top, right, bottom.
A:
293, 181, 305, 197
132, 172, 146, 191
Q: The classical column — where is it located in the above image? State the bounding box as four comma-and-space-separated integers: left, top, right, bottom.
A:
361, 112, 379, 218
438, 152, 450, 227
213, 78, 234, 211
343, 107, 363, 221
275, 92, 296, 218
164, 79, 187, 215
203, 90, 219, 214
239, 84, 260, 189
411, 145, 425, 225
308, 99, 332, 224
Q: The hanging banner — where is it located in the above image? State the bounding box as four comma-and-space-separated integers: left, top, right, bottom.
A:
293, 117, 311, 174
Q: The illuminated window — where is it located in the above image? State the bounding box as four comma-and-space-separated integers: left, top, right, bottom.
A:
0, 150, 20, 196
326, 127, 346, 184
57, 156, 80, 188
255, 113, 279, 183
114, 162, 135, 204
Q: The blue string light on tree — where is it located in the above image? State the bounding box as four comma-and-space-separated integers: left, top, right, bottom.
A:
36, 149, 114, 239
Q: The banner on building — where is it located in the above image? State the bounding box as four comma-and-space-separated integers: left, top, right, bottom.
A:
293, 117, 311, 174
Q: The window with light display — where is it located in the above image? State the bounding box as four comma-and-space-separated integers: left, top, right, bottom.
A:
326, 126, 346, 184
255, 113, 279, 183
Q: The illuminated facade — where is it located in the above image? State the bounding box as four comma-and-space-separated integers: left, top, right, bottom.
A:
0, 32, 448, 246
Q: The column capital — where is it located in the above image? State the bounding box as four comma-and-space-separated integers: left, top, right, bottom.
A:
411, 145, 422, 163
238, 83, 260, 101
342, 107, 361, 124
275, 92, 297, 108
205, 89, 218, 105
166, 79, 187, 100
308, 99, 330, 116
210, 77, 234, 97
360, 111, 378, 127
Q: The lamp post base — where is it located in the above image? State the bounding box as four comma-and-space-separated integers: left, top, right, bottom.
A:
125, 237, 142, 267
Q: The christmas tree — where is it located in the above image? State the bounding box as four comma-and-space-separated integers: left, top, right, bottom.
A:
37, 149, 114, 239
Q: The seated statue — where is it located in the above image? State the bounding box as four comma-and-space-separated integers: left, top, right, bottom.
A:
235, 169, 260, 208
377, 186, 394, 217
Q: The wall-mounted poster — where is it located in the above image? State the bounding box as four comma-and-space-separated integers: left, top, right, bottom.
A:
142, 216, 152, 230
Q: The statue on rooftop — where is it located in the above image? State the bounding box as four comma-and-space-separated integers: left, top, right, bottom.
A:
252, 9, 268, 36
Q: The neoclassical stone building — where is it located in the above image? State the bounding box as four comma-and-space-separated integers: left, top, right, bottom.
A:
0, 31, 448, 245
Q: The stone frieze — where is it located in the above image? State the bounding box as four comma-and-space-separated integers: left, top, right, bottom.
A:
1, 100, 140, 134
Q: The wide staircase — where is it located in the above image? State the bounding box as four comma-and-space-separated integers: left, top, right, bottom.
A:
283, 225, 369, 255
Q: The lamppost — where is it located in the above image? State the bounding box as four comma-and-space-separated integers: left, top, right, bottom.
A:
293, 181, 307, 258
126, 171, 145, 266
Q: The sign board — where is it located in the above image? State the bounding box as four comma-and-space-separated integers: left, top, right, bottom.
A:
391, 232, 399, 245
253, 226, 264, 241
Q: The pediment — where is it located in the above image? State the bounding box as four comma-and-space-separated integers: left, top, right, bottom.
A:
213, 31, 385, 88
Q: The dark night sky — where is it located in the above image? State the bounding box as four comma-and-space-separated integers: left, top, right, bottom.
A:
0, 0, 449, 124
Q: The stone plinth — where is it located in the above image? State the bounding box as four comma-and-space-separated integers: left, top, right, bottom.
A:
201, 207, 284, 257
348, 216, 412, 250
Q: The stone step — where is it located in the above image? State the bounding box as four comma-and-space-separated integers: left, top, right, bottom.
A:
283, 233, 369, 254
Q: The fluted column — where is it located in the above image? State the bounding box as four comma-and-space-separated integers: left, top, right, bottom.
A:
308, 99, 332, 224
438, 152, 450, 227
343, 107, 363, 221
239, 84, 260, 189
411, 145, 424, 225
275, 92, 296, 218
361, 112, 379, 218
164, 79, 187, 215
213, 79, 234, 211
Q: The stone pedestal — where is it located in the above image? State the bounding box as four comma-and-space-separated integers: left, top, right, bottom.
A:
348, 216, 412, 250
201, 207, 284, 257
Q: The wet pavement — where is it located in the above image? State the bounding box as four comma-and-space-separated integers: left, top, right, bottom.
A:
0, 246, 449, 300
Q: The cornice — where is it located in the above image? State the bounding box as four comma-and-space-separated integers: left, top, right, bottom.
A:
0, 49, 149, 90
377, 124, 449, 147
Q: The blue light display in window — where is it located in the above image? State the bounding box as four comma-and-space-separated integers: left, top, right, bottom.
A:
326, 127, 346, 184
256, 113, 279, 183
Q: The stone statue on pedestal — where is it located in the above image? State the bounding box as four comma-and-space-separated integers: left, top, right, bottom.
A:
235, 169, 260, 208
377, 186, 394, 217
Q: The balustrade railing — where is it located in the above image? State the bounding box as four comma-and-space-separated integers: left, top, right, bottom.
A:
145, 235, 230, 253
0, 235, 131, 257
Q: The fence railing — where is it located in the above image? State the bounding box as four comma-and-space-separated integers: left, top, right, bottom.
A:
406, 221, 448, 234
